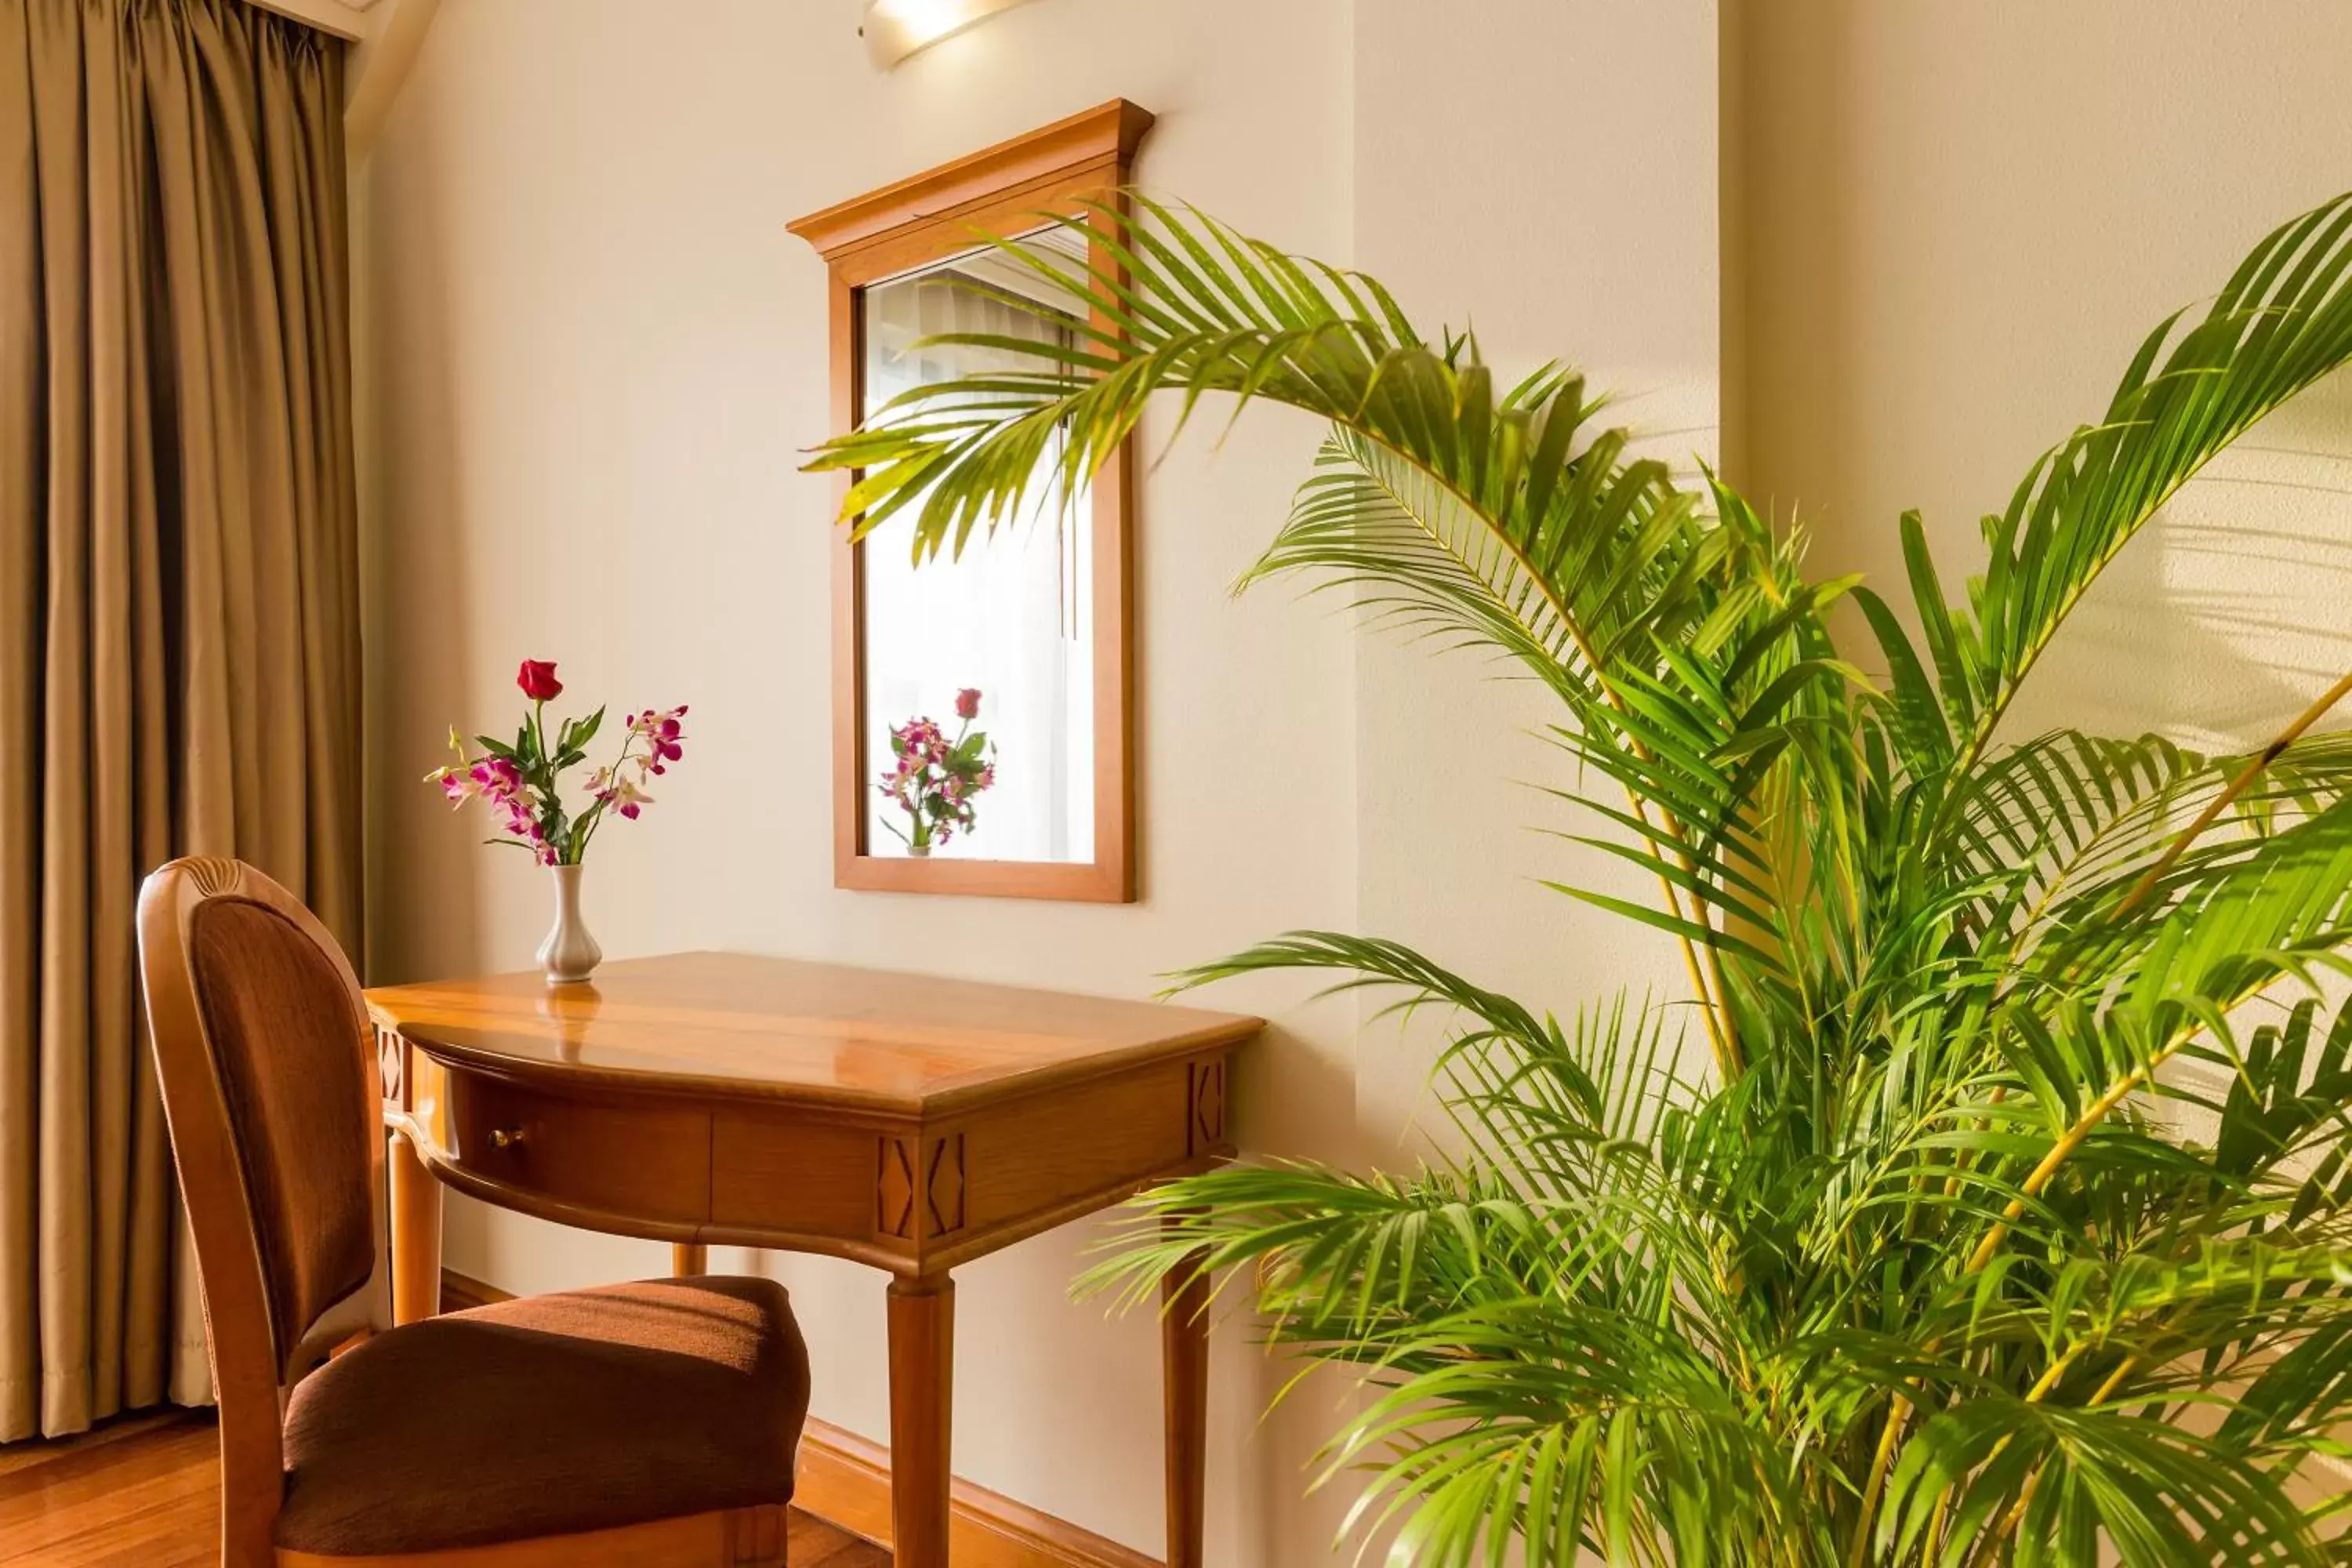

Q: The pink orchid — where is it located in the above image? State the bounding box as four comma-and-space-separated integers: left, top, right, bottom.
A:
629, 705, 689, 776
589, 767, 655, 821
473, 756, 524, 800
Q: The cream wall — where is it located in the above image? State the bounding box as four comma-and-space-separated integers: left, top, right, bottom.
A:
1735, 0, 2352, 752
357, 0, 2352, 1560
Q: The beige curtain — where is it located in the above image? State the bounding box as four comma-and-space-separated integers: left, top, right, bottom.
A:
0, 0, 362, 1440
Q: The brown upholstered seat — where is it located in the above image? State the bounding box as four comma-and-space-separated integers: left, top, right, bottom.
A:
137, 858, 811, 1565
278, 1276, 810, 1555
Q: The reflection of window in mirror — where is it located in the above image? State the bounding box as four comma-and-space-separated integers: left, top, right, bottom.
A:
789, 100, 1153, 903
859, 238, 1094, 866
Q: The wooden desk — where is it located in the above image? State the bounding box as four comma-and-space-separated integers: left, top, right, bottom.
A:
366, 951, 1258, 1568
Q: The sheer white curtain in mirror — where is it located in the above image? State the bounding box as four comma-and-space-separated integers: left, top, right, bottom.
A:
858, 255, 1094, 863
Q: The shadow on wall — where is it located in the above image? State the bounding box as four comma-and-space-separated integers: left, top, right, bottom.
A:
1730, 0, 2352, 759
2006, 368, 2352, 753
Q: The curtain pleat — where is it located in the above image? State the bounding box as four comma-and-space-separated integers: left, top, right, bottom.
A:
0, 0, 361, 1441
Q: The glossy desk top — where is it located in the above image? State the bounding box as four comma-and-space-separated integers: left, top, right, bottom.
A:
365, 950, 1260, 1115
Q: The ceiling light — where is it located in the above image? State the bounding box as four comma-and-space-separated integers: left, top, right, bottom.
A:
861, 0, 1036, 71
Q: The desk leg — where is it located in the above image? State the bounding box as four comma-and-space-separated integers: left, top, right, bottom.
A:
672, 1243, 708, 1276
1163, 1230, 1211, 1568
387, 1127, 443, 1325
887, 1274, 955, 1568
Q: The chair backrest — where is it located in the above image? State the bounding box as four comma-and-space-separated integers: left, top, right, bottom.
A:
136, 857, 390, 1563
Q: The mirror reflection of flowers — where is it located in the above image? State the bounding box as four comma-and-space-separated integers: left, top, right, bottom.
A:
880, 686, 996, 854
425, 659, 690, 865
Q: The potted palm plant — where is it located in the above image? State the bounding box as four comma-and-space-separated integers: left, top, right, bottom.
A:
812, 191, 2352, 1565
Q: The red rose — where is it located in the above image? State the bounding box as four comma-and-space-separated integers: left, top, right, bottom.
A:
517, 660, 563, 702
956, 687, 982, 720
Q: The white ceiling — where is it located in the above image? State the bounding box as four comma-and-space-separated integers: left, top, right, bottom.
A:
248, 0, 382, 42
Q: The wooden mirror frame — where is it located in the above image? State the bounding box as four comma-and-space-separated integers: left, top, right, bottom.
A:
790, 100, 1154, 903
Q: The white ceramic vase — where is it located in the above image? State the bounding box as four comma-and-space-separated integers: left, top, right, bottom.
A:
537, 862, 602, 985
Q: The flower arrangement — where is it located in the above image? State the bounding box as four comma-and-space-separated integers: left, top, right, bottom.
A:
879, 686, 996, 853
427, 659, 689, 865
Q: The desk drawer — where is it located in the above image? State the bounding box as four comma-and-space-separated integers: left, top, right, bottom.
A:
710, 1111, 888, 1247
446, 1070, 712, 1227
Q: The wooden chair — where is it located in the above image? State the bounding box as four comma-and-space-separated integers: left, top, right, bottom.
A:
136, 857, 811, 1567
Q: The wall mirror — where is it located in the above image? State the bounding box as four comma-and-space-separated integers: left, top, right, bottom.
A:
792, 100, 1152, 902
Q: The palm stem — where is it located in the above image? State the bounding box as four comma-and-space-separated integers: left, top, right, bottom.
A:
2117, 664, 2352, 916
1963, 1071, 2143, 1275
1848, 1396, 1910, 1568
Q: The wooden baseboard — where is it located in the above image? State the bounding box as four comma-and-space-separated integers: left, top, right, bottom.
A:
793, 1414, 1160, 1568
438, 1268, 510, 1313
439, 1269, 1158, 1568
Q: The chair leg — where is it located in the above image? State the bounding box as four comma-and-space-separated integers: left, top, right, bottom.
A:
726, 1503, 787, 1566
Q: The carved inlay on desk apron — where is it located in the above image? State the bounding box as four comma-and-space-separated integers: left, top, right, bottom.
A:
877, 1133, 969, 1242
376, 1026, 405, 1107
1189, 1057, 1227, 1156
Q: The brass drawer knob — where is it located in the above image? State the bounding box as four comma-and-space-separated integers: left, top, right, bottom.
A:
487, 1127, 527, 1150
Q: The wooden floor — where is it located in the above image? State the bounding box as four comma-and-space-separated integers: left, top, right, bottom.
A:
0, 1410, 889, 1566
